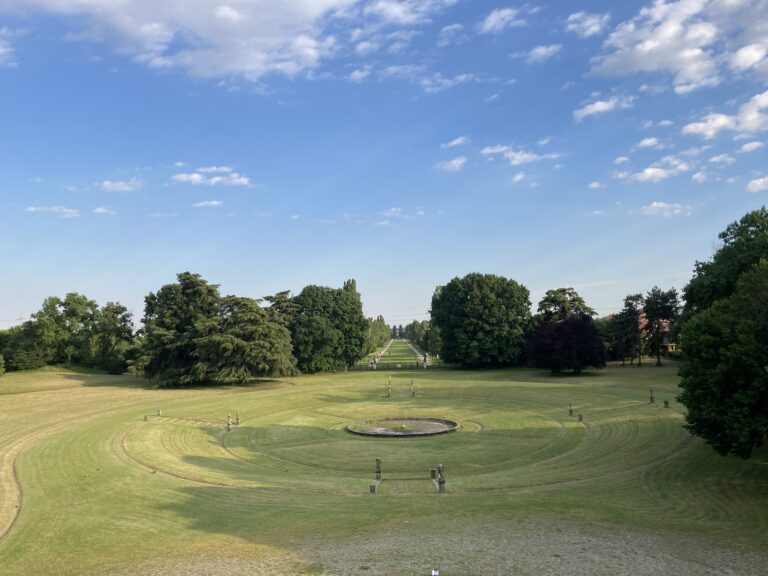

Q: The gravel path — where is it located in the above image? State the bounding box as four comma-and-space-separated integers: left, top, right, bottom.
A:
102, 517, 767, 576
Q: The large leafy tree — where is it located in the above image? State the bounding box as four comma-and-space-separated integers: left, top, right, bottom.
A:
678, 260, 768, 458
537, 287, 595, 322
140, 272, 294, 387
430, 273, 531, 368
528, 314, 606, 374
287, 279, 368, 372
643, 286, 679, 366
683, 207, 768, 318
529, 288, 604, 374
92, 302, 134, 373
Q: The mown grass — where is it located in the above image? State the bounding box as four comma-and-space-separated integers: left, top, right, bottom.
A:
0, 362, 766, 575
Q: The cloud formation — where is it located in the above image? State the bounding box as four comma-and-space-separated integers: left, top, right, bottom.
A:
481, 145, 559, 166
26, 205, 79, 218
436, 156, 466, 171
682, 90, 768, 139
101, 177, 143, 192
566, 12, 610, 38
172, 169, 250, 186
592, 0, 768, 94
573, 95, 634, 122
747, 177, 768, 193
631, 201, 690, 217
478, 8, 526, 34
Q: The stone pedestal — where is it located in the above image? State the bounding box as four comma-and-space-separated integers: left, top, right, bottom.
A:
370, 483, 377, 495
578, 414, 584, 422
663, 400, 670, 408
430, 469, 437, 479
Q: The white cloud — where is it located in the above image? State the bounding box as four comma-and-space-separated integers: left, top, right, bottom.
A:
101, 177, 143, 192
709, 153, 735, 165
197, 165, 232, 173
25, 205, 79, 218
511, 171, 526, 183
524, 44, 561, 64
573, 95, 635, 122
631, 201, 690, 217
591, 2, 714, 93
0, 27, 20, 68
731, 43, 767, 71
172, 171, 250, 186
382, 64, 475, 93
623, 154, 691, 183
684, 91, 768, 139
537, 136, 551, 146
192, 200, 223, 208
93, 206, 117, 215
592, 210, 606, 216
481, 145, 510, 155
348, 67, 371, 82
589, 181, 604, 189
436, 156, 467, 172
7, 1, 365, 81
747, 177, 768, 192
630, 167, 672, 182
740, 141, 765, 153
478, 8, 526, 34
355, 40, 379, 55
441, 135, 469, 148
592, 1, 768, 93
682, 113, 739, 139
364, 0, 455, 26
636, 137, 662, 149
290, 214, 301, 221
382, 207, 405, 217
566, 11, 610, 38
658, 119, 674, 127
482, 145, 559, 166
614, 155, 630, 164
148, 212, 178, 219
692, 171, 708, 183
437, 23, 467, 47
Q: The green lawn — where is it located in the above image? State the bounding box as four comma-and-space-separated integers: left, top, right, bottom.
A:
0, 363, 766, 575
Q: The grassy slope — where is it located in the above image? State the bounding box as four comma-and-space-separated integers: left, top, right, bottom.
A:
0, 364, 765, 575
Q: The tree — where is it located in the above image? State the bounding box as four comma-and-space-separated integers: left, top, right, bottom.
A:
365, 315, 390, 353
643, 287, 679, 366
430, 273, 531, 368
140, 273, 295, 386
289, 280, 368, 372
528, 314, 606, 374
92, 302, 135, 373
537, 287, 595, 322
678, 260, 768, 458
139, 272, 223, 386
0, 354, 4, 377
683, 207, 768, 318
195, 296, 296, 383
617, 294, 644, 366
528, 288, 604, 374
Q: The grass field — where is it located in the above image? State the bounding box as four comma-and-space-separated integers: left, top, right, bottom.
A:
0, 363, 766, 575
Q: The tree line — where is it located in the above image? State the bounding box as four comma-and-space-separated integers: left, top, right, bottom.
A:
0, 275, 383, 385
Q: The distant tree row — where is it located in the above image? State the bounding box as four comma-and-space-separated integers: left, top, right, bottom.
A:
0, 294, 135, 374
1, 274, 383, 385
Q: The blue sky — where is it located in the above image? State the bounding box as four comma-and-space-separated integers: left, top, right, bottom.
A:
1, 0, 767, 328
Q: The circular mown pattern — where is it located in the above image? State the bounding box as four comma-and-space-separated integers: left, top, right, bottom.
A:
345, 417, 459, 437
